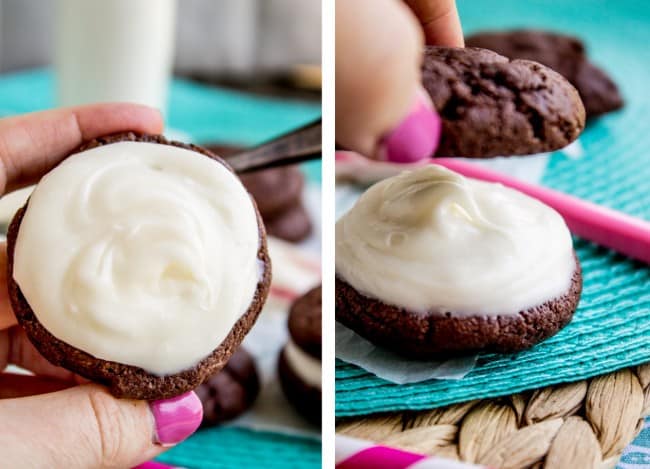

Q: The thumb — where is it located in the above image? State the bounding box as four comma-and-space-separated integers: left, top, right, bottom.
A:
336, 0, 440, 162
0, 384, 202, 468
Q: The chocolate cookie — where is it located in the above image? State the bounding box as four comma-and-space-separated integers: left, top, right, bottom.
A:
466, 30, 585, 84
279, 285, 322, 424
196, 347, 260, 426
207, 143, 311, 242
573, 60, 624, 117
278, 349, 321, 424
335, 258, 582, 358
265, 202, 313, 243
288, 285, 322, 359
239, 166, 305, 219
6, 132, 272, 400
466, 30, 623, 118
206, 143, 303, 218
241, 166, 313, 242
422, 46, 586, 158
205, 144, 305, 219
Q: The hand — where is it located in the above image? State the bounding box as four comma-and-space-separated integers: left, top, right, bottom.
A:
335, 0, 463, 162
0, 103, 203, 468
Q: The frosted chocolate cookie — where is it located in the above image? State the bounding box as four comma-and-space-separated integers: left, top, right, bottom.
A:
7, 133, 271, 400
279, 285, 321, 424
422, 46, 586, 157
196, 347, 260, 427
335, 166, 582, 358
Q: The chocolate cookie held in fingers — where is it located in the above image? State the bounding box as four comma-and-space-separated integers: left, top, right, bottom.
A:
7, 133, 271, 400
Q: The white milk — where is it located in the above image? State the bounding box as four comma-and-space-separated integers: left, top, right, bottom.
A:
55, 0, 177, 112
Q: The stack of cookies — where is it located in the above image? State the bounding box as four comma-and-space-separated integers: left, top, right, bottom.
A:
279, 285, 322, 424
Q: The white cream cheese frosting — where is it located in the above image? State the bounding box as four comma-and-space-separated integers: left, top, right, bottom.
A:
13, 141, 262, 376
284, 339, 322, 389
336, 165, 575, 315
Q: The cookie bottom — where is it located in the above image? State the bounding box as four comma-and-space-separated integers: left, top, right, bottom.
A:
335, 254, 582, 358
278, 348, 322, 425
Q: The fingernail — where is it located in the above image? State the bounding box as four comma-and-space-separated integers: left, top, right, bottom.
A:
150, 391, 203, 447
379, 89, 441, 163
133, 462, 189, 469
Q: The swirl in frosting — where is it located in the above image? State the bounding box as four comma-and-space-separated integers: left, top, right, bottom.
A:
336, 165, 575, 315
13, 141, 261, 375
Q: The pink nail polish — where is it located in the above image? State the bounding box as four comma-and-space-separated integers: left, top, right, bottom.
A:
133, 462, 188, 469
379, 92, 441, 163
150, 391, 203, 447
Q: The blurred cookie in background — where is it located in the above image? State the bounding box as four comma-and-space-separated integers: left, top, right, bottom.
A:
208, 144, 313, 243
196, 347, 261, 427
240, 166, 312, 243
466, 29, 624, 118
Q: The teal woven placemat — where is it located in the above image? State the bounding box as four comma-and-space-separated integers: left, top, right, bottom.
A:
0, 69, 321, 468
157, 427, 321, 469
336, 0, 650, 417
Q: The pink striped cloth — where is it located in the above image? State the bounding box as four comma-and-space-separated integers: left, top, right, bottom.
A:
336, 435, 489, 469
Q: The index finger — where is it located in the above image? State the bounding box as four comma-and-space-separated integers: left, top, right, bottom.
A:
404, 0, 464, 47
0, 103, 163, 193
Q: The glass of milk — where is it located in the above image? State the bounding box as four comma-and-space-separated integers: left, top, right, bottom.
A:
55, 0, 177, 113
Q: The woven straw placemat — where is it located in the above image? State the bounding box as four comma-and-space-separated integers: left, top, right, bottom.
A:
337, 364, 650, 469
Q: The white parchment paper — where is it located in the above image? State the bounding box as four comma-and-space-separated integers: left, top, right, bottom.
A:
336, 322, 477, 384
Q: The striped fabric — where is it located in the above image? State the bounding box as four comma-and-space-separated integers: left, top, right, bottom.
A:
335, 436, 486, 469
